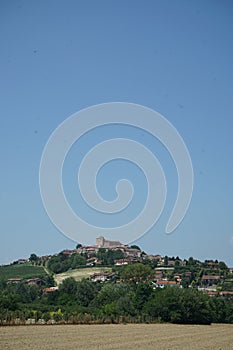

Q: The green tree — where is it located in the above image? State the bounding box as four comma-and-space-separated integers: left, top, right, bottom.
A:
59, 277, 77, 295
0, 293, 18, 311
187, 257, 195, 266
47, 253, 70, 273
70, 253, 86, 268
43, 312, 51, 323
163, 256, 168, 266
45, 275, 55, 287
181, 276, 190, 289
209, 296, 227, 323
76, 280, 98, 307
53, 312, 63, 323
219, 261, 228, 270
130, 245, 141, 251
97, 248, 107, 264
133, 282, 153, 311
178, 289, 212, 324
29, 253, 39, 264
94, 283, 129, 307
116, 293, 136, 316
121, 263, 153, 283
144, 287, 212, 324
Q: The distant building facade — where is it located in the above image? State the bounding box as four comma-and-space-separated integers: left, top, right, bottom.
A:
96, 236, 122, 248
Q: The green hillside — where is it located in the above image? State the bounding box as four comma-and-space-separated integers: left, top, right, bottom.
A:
0, 263, 47, 280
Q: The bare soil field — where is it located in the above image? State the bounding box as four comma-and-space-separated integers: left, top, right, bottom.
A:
1, 323, 233, 350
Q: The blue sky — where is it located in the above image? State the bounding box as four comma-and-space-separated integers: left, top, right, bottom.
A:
1, 0, 233, 265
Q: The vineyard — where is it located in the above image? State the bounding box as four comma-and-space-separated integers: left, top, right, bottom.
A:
0, 263, 47, 280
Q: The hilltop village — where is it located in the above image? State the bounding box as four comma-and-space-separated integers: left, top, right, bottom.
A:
1, 236, 233, 325
8, 236, 233, 296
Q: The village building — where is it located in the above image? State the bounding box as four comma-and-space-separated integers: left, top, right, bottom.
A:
7, 278, 23, 284
90, 272, 117, 283
153, 280, 181, 288
43, 286, 58, 293
201, 275, 222, 285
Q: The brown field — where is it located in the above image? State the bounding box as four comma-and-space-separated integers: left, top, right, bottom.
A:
1, 323, 233, 350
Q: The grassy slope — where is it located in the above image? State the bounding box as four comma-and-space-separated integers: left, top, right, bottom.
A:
0, 263, 47, 280
54, 266, 112, 284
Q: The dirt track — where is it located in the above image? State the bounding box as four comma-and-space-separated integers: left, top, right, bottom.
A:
1, 323, 233, 350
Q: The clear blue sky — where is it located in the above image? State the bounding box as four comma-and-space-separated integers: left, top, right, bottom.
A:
1, 0, 233, 265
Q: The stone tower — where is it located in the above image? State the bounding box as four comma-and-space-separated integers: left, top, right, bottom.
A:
96, 236, 105, 248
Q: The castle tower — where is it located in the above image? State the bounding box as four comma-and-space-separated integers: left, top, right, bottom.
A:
96, 236, 105, 248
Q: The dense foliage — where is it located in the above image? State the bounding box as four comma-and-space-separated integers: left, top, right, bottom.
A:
1, 249, 233, 326
47, 249, 125, 274
47, 253, 87, 274
1, 274, 233, 325
97, 248, 124, 265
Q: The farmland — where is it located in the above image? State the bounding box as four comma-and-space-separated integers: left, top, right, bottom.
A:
1, 324, 233, 350
0, 263, 47, 280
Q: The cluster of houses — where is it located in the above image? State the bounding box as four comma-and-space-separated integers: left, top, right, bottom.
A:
7, 277, 45, 286
7, 236, 233, 298
89, 272, 117, 283
59, 237, 182, 267
11, 236, 187, 268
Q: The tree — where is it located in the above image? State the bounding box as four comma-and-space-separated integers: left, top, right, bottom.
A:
53, 312, 63, 323
181, 276, 190, 289
70, 253, 86, 268
0, 293, 18, 311
96, 249, 124, 265
43, 312, 51, 323
187, 257, 195, 266
29, 253, 39, 264
210, 296, 227, 323
178, 289, 212, 324
121, 263, 153, 283
94, 283, 129, 307
45, 275, 55, 287
76, 280, 97, 307
116, 293, 136, 316
130, 245, 141, 251
163, 256, 168, 266
59, 277, 77, 295
219, 261, 228, 270
133, 282, 153, 311
47, 253, 68, 273
97, 248, 107, 264
144, 288, 212, 324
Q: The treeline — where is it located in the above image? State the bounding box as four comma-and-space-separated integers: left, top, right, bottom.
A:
47, 253, 87, 274
47, 249, 125, 274
1, 265, 233, 325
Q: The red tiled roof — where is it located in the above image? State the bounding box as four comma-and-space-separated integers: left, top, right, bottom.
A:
156, 280, 180, 285
202, 275, 221, 280
207, 291, 218, 296
220, 291, 233, 296
43, 287, 58, 293
7, 278, 23, 281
